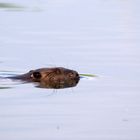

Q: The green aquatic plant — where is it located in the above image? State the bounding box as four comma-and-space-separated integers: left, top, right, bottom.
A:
0, 2, 24, 9
0, 2, 43, 12
79, 73, 97, 77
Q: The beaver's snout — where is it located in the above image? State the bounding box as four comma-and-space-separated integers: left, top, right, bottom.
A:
66, 71, 79, 84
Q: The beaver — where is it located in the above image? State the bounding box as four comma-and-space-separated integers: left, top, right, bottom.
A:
9, 67, 80, 89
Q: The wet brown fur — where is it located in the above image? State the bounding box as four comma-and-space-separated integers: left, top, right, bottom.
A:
10, 67, 80, 88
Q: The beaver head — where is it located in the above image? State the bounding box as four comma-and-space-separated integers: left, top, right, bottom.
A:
11, 67, 80, 89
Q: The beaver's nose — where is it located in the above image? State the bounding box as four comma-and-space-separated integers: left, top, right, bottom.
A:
76, 73, 79, 78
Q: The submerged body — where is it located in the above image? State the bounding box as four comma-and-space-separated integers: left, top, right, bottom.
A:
9, 67, 80, 89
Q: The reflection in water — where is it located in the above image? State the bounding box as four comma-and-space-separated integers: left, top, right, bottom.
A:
35, 78, 79, 89
0, 86, 11, 89
0, 76, 79, 89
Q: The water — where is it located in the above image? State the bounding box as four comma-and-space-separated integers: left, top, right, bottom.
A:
0, 0, 140, 139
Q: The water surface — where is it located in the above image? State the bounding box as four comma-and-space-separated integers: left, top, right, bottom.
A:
0, 0, 140, 140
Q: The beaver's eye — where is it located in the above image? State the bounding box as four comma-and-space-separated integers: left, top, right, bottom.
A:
32, 72, 41, 79
68, 72, 74, 77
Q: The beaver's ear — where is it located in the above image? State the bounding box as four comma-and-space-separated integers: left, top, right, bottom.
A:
32, 72, 42, 79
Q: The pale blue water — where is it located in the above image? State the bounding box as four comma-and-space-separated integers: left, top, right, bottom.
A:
0, 0, 140, 140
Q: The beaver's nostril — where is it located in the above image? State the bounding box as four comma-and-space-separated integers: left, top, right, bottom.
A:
76, 73, 79, 77
32, 72, 42, 79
